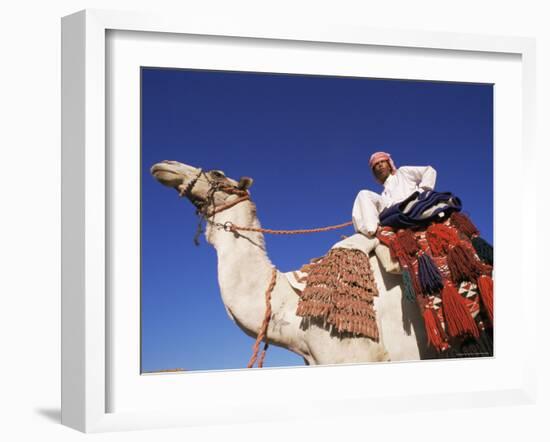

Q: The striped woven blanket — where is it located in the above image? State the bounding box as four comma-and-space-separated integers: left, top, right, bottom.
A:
380, 190, 462, 229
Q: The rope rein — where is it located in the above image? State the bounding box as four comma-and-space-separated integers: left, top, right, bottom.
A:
247, 266, 277, 369
216, 220, 354, 236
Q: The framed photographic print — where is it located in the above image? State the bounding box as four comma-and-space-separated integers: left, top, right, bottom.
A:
61, 9, 537, 433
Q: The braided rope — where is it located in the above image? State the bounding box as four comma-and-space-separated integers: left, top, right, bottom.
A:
247, 267, 277, 368
228, 220, 353, 236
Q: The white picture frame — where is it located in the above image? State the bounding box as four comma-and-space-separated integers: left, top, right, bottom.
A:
61, 9, 537, 433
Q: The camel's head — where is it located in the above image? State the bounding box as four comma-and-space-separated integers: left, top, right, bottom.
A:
150, 160, 254, 211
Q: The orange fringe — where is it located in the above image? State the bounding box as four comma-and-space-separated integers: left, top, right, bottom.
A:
296, 248, 380, 340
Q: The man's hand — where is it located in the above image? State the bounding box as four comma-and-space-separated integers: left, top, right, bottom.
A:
366, 226, 381, 239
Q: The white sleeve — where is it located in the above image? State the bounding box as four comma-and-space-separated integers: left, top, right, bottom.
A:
352, 190, 385, 235
400, 166, 437, 190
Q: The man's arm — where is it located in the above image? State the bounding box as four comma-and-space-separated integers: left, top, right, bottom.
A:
400, 166, 437, 191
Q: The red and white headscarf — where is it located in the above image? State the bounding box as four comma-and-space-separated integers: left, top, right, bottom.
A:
369, 151, 397, 183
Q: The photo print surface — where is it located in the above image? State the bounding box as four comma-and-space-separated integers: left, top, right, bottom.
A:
142, 68, 494, 373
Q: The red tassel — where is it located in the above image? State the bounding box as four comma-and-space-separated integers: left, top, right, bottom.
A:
447, 241, 485, 284
423, 308, 445, 350
477, 275, 494, 323
441, 281, 479, 338
406, 261, 423, 296
426, 223, 460, 256
450, 212, 479, 238
396, 229, 419, 257
389, 237, 406, 264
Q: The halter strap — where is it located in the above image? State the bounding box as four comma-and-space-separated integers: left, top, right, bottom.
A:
178, 168, 203, 198
180, 169, 252, 245
204, 192, 250, 217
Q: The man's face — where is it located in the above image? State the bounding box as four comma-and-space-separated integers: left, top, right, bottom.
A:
372, 160, 392, 183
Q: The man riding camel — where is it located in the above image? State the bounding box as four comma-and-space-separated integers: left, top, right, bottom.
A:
326, 151, 440, 262
352, 151, 437, 238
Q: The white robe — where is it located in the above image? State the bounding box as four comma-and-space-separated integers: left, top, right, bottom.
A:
352, 166, 437, 236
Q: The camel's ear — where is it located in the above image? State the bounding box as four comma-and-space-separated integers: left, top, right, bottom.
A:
238, 176, 254, 190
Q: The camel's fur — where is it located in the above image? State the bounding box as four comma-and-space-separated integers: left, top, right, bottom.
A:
151, 161, 433, 365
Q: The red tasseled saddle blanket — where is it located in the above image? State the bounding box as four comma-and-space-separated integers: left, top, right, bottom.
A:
376, 212, 494, 356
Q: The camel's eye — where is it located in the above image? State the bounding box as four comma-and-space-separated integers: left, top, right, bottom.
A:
210, 170, 225, 179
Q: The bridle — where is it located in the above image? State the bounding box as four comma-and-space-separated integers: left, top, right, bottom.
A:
179, 168, 251, 245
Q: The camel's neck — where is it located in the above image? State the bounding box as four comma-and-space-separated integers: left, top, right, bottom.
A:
204, 198, 269, 262
205, 198, 275, 334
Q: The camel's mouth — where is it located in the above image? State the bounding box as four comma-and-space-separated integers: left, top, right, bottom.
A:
151, 161, 208, 207
151, 163, 186, 189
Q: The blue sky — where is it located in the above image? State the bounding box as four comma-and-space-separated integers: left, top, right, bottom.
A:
141, 68, 493, 372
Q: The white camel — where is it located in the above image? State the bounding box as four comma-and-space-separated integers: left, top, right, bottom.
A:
151, 160, 434, 366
